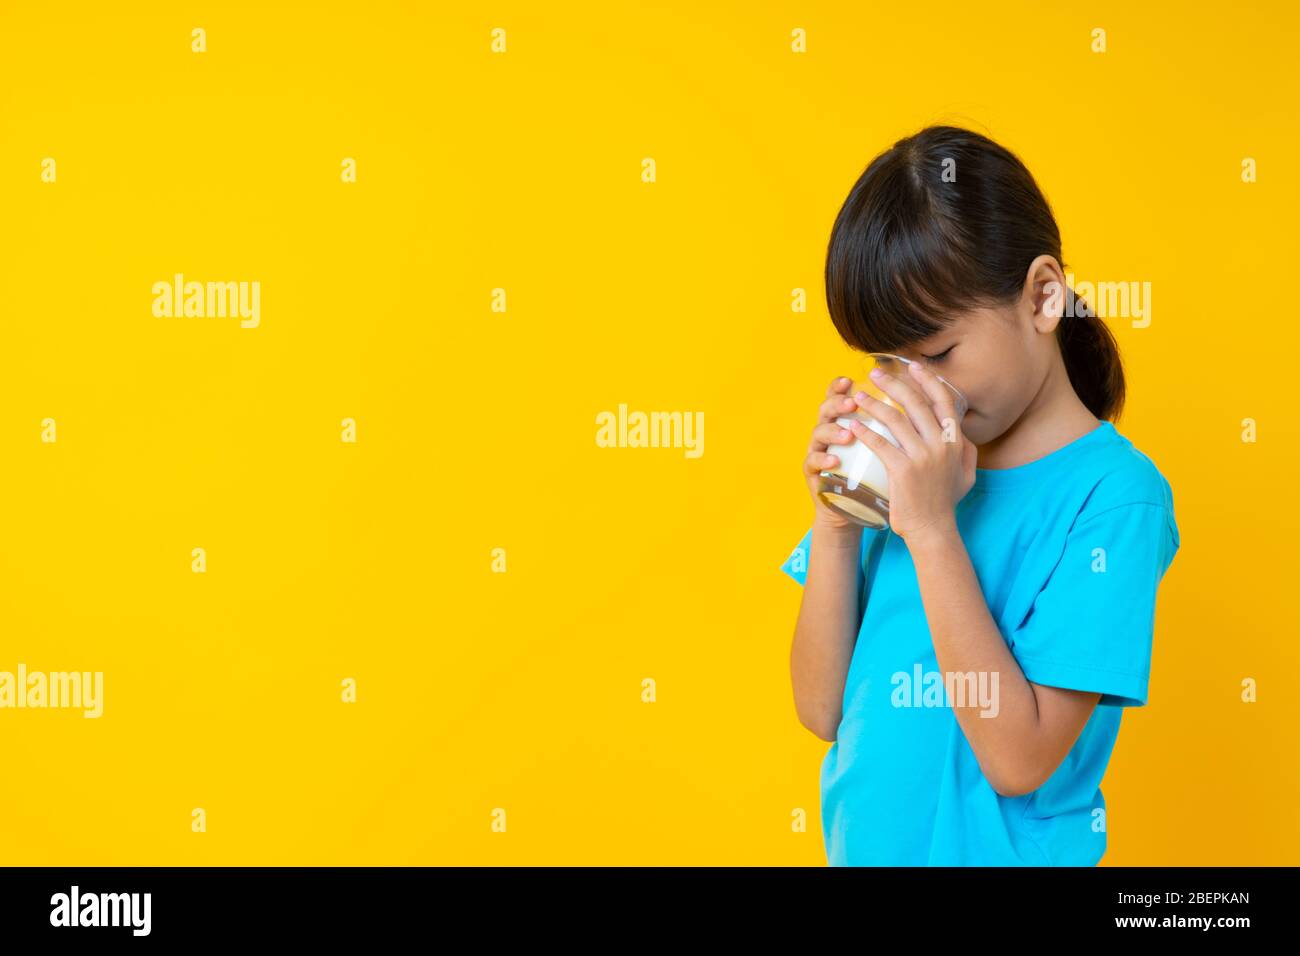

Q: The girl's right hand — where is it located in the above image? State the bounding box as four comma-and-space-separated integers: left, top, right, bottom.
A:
803, 376, 865, 533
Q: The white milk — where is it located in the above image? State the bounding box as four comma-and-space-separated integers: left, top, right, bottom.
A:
824, 412, 901, 497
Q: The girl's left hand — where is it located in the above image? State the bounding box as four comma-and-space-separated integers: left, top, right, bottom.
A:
847, 361, 977, 543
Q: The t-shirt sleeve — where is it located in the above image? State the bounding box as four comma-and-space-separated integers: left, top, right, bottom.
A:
779, 526, 871, 597
780, 527, 815, 586
1009, 501, 1179, 707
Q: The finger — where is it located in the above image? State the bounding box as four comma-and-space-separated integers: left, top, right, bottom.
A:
867, 365, 940, 441
811, 420, 855, 452
852, 389, 925, 458
825, 375, 854, 399
907, 362, 961, 441
819, 389, 860, 424
962, 434, 978, 477
845, 417, 908, 472
804, 449, 841, 476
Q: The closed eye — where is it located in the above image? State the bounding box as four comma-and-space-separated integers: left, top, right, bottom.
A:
923, 345, 955, 362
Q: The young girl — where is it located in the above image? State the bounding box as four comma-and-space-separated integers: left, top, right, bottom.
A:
781, 125, 1180, 866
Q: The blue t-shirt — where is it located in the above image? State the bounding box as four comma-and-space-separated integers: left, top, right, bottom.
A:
780, 419, 1179, 866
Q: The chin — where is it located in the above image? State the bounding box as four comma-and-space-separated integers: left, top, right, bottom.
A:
959, 415, 989, 444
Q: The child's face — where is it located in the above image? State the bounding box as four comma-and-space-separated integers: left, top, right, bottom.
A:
892, 298, 1058, 447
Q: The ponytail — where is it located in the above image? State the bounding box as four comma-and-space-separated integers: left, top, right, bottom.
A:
1058, 286, 1126, 422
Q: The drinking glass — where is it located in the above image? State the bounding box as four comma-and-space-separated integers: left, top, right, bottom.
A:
816, 352, 969, 529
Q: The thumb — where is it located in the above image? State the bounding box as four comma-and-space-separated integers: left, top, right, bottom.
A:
962, 436, 978, 481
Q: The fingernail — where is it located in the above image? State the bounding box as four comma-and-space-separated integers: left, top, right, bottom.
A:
869, 368, 883, 379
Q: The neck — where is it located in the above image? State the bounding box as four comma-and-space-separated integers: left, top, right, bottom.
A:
976, 358, 1101, 469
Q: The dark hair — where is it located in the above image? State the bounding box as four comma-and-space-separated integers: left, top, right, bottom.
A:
824, 124, 1125, 422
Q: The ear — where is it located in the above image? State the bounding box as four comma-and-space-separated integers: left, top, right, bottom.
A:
1022, 254, 1067, 334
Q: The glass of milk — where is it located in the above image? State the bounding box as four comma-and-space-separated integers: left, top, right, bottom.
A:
816, 352, 969, 529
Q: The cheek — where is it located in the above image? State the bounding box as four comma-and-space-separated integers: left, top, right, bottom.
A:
947, 375, 986, 415
968, 372, 1015, 410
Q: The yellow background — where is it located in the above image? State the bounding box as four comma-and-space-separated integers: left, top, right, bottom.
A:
1, 1, 1295, 865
